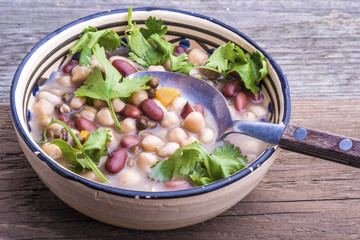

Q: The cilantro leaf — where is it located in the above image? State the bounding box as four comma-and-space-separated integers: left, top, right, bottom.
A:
169, 54, 195, 75
149, 141, 209, 182
74, 44, 151, 131
228, 51, 268, 93
197, 41, 267, 94
125, 7, 174, 67
43, 119, 109, 182
149, 142, 248, 186
69, 27, 121, 67
140, 16, 168, 39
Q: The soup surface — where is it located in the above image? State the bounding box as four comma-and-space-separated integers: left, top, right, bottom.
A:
29, 9, 270, 191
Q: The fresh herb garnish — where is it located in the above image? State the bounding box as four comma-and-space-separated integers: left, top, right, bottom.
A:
125, 7, 174, 67
198, 42, 268, 93
69, 26, 122, 67
73, 44, 151, 131
169, 54, 195, 75
140, 16, 168, 39
149, 141, 247, 186
41, 118, 110, 182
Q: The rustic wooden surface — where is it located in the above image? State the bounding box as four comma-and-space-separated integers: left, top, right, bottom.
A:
1, 0, 360, 239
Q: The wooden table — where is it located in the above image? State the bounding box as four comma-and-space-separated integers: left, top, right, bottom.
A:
1, 0, 360, 239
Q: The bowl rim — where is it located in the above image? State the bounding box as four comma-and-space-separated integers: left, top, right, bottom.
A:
10, 7, 291, 199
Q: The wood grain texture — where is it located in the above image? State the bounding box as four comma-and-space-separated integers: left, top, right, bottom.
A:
2, 99, 360, 239
279, 124, 360, 167
1, 0, 360, 103
2, 0, 360, 239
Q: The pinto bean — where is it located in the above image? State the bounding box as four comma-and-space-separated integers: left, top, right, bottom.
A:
112, 59, 137, 77
120, 136, 140, 148
234, 92, 248, 112
105, 148, 128, 173
141, 99, 164, 121
222, 80, 240, 98
173, 46, 187, 56
62, 59, 78, 73
180, 102, 194, 119
194, 102, 204, 116
164, 180, 191, 189
75, 117, 98, 133
121, 104, 141, 118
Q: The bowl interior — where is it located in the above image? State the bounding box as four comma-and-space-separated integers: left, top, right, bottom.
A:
11, 7, 290, 199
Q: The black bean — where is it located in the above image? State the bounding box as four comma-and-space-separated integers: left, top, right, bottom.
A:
147, 88, 156, 98
62, 93, 73, 102
148, 76, 160, 88
136, 115, 149, 130
60, 128, 68, 142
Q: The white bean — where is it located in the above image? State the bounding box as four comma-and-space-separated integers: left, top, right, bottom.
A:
180, 137, 198, 147
161, 111, 179, 128
38, 114, 52, 128
137, 152, 158, 172
118, 169, 141, 184
163, 59, 171, 71
248, 105, 267, 118
90, 55, 104, 72
70, 96, 87, 110
93, 99, 108, 109
189, 68, 204, 78
168, 127, 188, 144
81, 170, 101, 183
41, 143, 62, 159
80, 106, 97, 121
147, 65, 166, 71
157, 142, 180, 158
119, 118, 136, 134
59, 75, 73, 87
33, 99, 54, 116
168, 96, 187, 113
141, 135, 165, 152
95, 107, 114, 127
187, 48, 209, 66
71, 65, 91, 83
37, 91, 61, 105
183, 112, 205, 133
199, 128, 215, 143
112, 98, 125, 112
129, 90, 148, 106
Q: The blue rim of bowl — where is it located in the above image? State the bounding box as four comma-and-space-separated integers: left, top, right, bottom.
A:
10, 7, 291, 199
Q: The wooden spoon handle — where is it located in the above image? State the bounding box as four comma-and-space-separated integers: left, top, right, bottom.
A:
279, 124, 360, 167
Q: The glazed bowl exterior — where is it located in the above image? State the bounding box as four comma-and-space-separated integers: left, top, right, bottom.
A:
10, 7, 290, 230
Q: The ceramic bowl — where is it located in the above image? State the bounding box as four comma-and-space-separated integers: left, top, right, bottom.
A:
10, 7, 290, 230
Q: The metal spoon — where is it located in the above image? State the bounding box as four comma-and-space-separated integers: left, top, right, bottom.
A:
131, 71, 360, 168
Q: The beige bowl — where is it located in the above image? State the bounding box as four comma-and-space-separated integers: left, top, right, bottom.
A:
10, 7, 290, 230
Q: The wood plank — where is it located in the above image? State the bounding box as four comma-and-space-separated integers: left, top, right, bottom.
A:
1, 0, 360, 103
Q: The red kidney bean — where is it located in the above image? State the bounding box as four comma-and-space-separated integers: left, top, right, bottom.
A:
112, 59, 137, 77
164, 180, 191, 189
120, 136, 140, 148
57, 114, 67, 122
105, 148, 127, 173
75, 117, 98, 133
247, 91, 262, 103
62, 60, 78, 73
222, 80, 240, 98
180, 102, 194, 119
194, 102, 204, 116
121, 104, 141, 118
140, 99, 164, 121
234, 92, 248, 112
173, 46, 187, 56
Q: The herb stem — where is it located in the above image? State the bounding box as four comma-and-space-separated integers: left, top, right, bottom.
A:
107, 99, 122, 132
